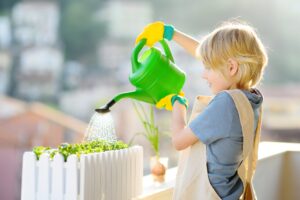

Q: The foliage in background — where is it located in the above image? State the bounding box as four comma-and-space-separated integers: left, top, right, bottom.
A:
59, 0, 106, 66
33, 139, 128, 162
0, 0, 20, 13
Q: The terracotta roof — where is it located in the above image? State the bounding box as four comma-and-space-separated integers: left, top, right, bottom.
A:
29, 102, 87, 133
0, 95, 27, 119
0, 95, 87, 133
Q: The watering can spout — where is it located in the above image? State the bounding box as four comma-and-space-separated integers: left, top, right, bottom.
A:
95, 89, 154, 113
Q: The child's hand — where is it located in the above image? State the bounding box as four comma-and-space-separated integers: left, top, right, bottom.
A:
156, 91, 188, 111
135, 21, 175, 47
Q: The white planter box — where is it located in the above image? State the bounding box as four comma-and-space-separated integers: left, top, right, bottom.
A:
21, 146, 143, 200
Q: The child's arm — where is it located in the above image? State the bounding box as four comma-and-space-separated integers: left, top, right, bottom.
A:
172, 30, 200, 57
171, 102, 199, 150
136, 22, 200, 57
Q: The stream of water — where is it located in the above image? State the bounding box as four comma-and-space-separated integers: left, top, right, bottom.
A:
84, 112, 117, 142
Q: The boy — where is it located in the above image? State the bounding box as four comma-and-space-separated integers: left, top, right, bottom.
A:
136, 21, 268, 200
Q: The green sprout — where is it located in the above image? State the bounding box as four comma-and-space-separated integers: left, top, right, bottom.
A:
130, 101, 161, 158
32, 139, 128, 162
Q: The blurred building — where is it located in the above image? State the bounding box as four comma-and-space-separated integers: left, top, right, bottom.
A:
97, 1, 152, 70
59, 83, 122, 120
16, 47, 63, 101
0, 95, 87, 200
11, 1, 63, 102
261, 85, 300, 142
63, 61, 84, 90
0, 16, 11, 48
0, 51, 12, 94
100, 1, 152, 39
12, 1, 59, 46
0, 16, 12, 95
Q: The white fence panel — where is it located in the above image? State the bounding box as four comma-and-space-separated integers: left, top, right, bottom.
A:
94, 153, 101, 199
91, 154, 96, 200
99, 152, 105, 200
21, 146, 143, 200
79, 155, 88, 200
37, 154, 50, 200
127, 148, 133, 199
121, 148, 128, 200
115, 150, 121, 200
51, 154, 64, 200
111, 150, 117, 200
103, 151, 110, 200
65, 155, 79, 200
137, 146, 144, 194
21, 152, 36, 200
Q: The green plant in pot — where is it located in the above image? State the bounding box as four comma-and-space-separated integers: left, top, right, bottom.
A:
130, 101, 167, 183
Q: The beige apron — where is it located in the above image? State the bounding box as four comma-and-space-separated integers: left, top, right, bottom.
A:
173, 90, 262, 200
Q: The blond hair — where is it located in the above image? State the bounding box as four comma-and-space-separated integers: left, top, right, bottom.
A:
196, 21, 268, 89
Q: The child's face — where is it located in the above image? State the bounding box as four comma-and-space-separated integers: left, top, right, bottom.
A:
201, 66, 234, 94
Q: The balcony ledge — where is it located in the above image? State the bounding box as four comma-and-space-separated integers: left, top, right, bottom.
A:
135, 142, 300, 200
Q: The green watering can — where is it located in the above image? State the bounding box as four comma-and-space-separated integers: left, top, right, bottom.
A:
95, 39, 186, 113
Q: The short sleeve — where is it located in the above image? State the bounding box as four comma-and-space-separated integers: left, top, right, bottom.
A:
189, 92, 236, 144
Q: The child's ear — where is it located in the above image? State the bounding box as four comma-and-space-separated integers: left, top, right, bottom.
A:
227, 58, 238, 76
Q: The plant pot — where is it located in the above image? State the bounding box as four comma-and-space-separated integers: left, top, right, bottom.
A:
150, 156, 168, 183
21, 146, 143, 200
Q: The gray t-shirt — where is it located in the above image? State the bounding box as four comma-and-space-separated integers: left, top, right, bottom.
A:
189, 89, 262, 200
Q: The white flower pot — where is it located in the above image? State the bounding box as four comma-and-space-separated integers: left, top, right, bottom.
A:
21, 146, 143, 200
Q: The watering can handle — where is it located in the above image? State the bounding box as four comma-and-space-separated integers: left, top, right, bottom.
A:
159, 39, 174, 62
132, 39, 175, 72
131, 39, 147, 72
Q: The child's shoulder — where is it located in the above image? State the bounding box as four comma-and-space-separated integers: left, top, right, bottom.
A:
211, 89, 263, 110
213, 89, 252, 101
209, 91, 236, 109
212, 90, 235, 104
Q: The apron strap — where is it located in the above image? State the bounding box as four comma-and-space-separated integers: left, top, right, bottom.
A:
226, 90, 262, 200
248, 106, 262, 178
226, 90, 255, 162
242, 106, 262, 200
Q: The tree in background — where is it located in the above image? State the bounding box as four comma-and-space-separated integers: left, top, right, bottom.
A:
0, 0, 20, 14
60, 0, 107, 67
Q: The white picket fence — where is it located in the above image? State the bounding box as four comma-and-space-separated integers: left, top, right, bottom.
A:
21, 146, 143, 200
